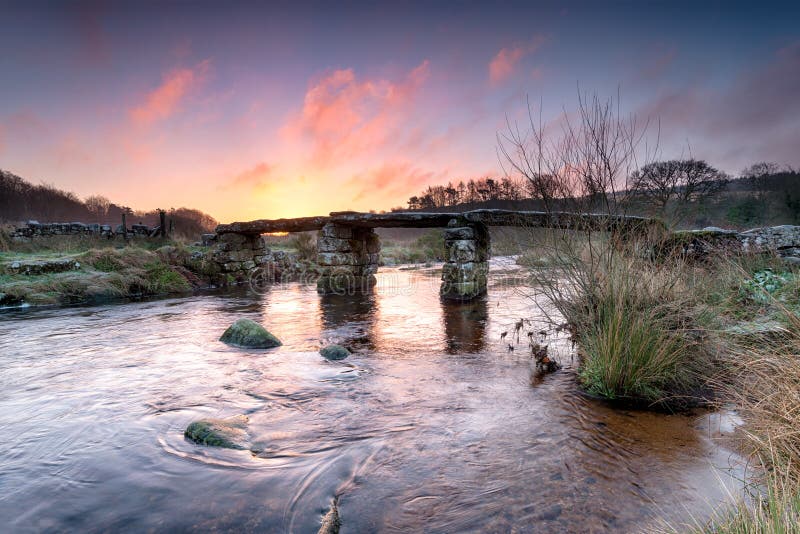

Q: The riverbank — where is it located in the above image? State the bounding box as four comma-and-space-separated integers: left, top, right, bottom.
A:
0, 244, 215, 307
525, 229, 800, 530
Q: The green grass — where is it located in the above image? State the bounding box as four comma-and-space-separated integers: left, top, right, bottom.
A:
698, 254, 799, 324
570, 257, 707, 405
0, 246, 195, 306
578, 294, 695, 401
143, 262, 191, 293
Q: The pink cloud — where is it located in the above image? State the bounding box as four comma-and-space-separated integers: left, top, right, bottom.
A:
228, 162, 274, 191
489, 36, 545, 85
129, 60, 210, 126
348, 161, 447, 202
282, 60, 430, 165
55, 133, 93, 166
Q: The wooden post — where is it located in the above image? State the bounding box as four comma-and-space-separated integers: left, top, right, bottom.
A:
121, 212, 128, 243
169, 218, 174, 236
159, 210, 167, 238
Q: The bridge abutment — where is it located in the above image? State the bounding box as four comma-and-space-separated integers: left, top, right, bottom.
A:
316, 223, 380, 294
440, 221, 490, 301
212, 232, 266, 274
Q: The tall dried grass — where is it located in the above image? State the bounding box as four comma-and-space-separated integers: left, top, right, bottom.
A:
526, 229, 713, 406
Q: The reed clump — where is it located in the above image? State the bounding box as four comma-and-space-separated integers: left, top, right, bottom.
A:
530, 230, 714, 408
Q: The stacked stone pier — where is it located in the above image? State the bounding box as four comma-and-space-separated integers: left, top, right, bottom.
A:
213, 209, 662, 301
316, 223, 381, 294
441, 221, 490, 300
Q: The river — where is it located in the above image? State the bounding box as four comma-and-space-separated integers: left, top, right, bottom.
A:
0, 260, 744, 532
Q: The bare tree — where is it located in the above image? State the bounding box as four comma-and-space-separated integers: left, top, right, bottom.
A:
630, 159, 728, 221
85, 195, 111, 221
497, 91, 654, 216
678, 160, 729, 204
495, 90, 661, 331
741, 161, 780, 202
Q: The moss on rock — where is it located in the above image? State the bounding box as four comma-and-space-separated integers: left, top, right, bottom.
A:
220, 318, 282, 348
320, 344, 350, 360
184, 415, 249, 449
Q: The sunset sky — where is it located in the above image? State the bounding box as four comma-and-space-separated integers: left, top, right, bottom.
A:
1, 1, 798, 222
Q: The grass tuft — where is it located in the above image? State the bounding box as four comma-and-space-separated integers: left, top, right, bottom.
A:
539, 238, 712, 406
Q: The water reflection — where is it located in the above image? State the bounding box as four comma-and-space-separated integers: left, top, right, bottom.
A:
319, 291, 378, 352
441, 297, 488, 354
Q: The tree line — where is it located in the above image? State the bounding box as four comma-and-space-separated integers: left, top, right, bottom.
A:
403, 160, 800, 227
0, 169, 218, 237
406, 176, 530, 209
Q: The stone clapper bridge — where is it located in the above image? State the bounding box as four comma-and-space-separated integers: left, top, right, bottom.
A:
213, 210, 657, 301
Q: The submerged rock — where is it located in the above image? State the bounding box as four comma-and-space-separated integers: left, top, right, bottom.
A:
320, 344, 350, 360
184, 415, 249, 449
220, 318, 282, 348
318, 499, 340, 534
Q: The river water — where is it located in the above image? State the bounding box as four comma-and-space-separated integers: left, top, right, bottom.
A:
0, 261, 744, 533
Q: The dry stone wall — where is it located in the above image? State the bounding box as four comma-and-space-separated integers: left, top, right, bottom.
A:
8, 220, 160, 241
668, 225, 800, 264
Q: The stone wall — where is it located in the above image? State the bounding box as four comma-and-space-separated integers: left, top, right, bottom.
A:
739, 225, 800, 261
440, 221, 490, 301
316, 223, 380, 294
7, 220, 161, 242
211, 233, 267, 273
663, 225, 800, 264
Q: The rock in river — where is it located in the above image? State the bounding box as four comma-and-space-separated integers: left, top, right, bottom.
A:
220, 318, 282, 348
184, 415, 250, 449
320, 344, 350, 360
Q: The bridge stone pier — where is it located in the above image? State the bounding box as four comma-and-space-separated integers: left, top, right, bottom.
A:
316, 223, 381, 294
214, 210, 660, 301
441, 222, 490, 300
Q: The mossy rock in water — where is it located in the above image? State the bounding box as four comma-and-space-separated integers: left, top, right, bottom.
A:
220, 318, 282, 348
320, 344, 350, 360
184, 415, 249, 449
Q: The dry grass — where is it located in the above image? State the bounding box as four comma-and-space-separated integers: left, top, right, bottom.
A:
726, 309, 800, 482
525, 229, 714, 406
0, 225, 12, 252
668, 268, 800, 532
668, 463, 800, 533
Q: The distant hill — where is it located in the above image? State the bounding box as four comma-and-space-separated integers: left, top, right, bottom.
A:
0, 169, 217, 238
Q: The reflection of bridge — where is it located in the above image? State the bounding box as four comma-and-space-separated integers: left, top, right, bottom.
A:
213, 210, 657, 301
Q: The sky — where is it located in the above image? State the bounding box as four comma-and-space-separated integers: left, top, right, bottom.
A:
1, 0, 798, 222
